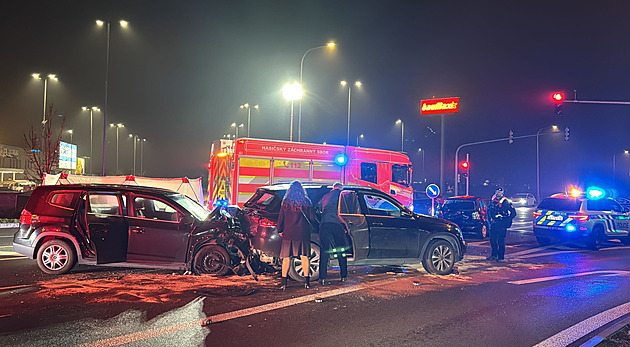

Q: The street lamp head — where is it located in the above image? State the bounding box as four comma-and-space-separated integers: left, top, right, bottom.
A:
96, 20, 104, 26
94, 107, 100, 111
355, 81, 362, 87
282, 82, 303, 101
340, 80, 347, 86
360, 134, 364, 138
231, 123, 236, 127
552, 125, 559, 131
244, 103, 249, 108
239, 123, 244, 128
48, 74, 57, 80
67, 129, 73, 134
327, 42, 336, 48
396, 119, 402, 124
82, 106, 88, 111
418, 148, 422, 152
625, 150, 629, 154
129, 134, 133, 137
119, 20, 128, 27
32, 73, 41, 79
117, 123, 124, 128
254, 104, 259, 109
110, 123, 115, 127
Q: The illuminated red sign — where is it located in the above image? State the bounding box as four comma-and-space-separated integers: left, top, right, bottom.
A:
420, 97, 460, 115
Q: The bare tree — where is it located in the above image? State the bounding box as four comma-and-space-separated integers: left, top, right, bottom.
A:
23, 104, 65, 184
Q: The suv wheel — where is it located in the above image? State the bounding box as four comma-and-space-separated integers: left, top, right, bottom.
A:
193, 245, 230, 276
289, 242, 320, 282
587, 226, 604, 250
422, 239, 455, 275
36, 239, 76, 275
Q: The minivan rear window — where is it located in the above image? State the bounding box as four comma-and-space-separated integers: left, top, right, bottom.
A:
537, 198, 581, 212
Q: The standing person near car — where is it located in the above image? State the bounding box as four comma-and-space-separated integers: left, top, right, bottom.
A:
317, 182, 348, 286
277, 180, 317, 290
487, 187, 516, 262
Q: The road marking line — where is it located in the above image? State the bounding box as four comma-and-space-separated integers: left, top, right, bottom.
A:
0, 256, 27, 261
83, 278, 399, 347
534, 301, 630, 347
508, 270, 630, 285
0, 251, 22, 256
509, 245, 554, 257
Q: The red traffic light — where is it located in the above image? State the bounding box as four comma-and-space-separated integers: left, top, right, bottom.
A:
552, 92, 564, 102
460, 161, 469, 169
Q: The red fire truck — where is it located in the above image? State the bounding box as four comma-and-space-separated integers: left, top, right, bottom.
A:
208, 138, 413, 208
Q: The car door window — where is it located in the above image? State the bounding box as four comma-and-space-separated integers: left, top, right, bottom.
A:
88, 193, 122, 215
339, 191, 361, 215
363, 194, 401, 217
133, 196, 179, 222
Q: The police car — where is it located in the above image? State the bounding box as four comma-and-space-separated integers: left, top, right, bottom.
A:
533, 188, 630, 249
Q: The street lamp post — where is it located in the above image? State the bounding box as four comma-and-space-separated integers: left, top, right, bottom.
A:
129, 134, 139, 175
282, 82, 303, 142
418, 148, 425, 182
240, 103, 259, 138
613, 150, 629, 185
231, 122, 244, 139
536, 125, 559, 202
96, 19, 128, 176
31, 73, 58, 128
298, 42, 336, 142
82, 106, 100, 175
396, 119, 405, 151
356, 134, 364, 147
109, 123, 124, 174
341, 80, 361, 146
140, 138, 146, 175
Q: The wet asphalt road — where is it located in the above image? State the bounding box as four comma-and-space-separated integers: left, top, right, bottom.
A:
1, 208, 630, 346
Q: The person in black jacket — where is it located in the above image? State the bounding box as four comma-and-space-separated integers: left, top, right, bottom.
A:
277, 181, 317, 289
486, 187, 516, 262
317, 182, 348, 285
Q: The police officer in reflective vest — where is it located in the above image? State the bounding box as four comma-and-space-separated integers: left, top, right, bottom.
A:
487, 187, 516, 262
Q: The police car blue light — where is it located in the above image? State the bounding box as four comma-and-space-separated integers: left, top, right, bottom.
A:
586, 187, 606, 200
566, 224, 576, 232
334, 153, 347, 166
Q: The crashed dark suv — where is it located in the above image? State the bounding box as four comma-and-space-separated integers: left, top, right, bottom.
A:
239, 183, 467, 281
13, 184, 248, 275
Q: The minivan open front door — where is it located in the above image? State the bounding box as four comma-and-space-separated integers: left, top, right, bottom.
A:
86, 192, 129, 264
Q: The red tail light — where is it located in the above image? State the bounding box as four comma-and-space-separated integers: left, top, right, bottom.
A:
569, 214, 589, 222
259, 218, 276, 227
533, 211, 542, 218
20, 209, 33, 224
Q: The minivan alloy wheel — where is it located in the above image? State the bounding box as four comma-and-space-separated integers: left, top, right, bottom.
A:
430, 244, 453, 272
42, 244, 69, 271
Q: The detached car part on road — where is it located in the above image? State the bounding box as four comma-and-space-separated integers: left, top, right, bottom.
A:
239, 184, 467, 282
533, 195, 630, 249
13, 185, 249, 275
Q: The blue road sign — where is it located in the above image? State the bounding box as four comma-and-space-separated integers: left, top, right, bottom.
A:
426, 184, 440, 199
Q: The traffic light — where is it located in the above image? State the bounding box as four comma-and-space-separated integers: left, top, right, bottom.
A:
553, 92, 564, 116
508, 130, 514, 144
564, 126, 570, 141
460, 161, 469, 177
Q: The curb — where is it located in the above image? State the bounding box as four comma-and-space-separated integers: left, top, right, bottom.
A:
580, 313, 630, 346
0, 223, 19, 229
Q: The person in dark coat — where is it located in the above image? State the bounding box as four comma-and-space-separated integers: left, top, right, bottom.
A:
317, 182, 348, 285
277, 180, 317, 289
486, 187, 516, 262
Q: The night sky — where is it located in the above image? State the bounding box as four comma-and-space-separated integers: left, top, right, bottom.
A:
2, 1, 630, 197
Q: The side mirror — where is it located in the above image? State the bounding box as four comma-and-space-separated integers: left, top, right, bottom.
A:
181, 214, 194, 225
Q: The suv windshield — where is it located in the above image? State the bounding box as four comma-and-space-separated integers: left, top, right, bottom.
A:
537, 198, 581, 212
169, 194, 210, 221
442, 200, 475, 211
